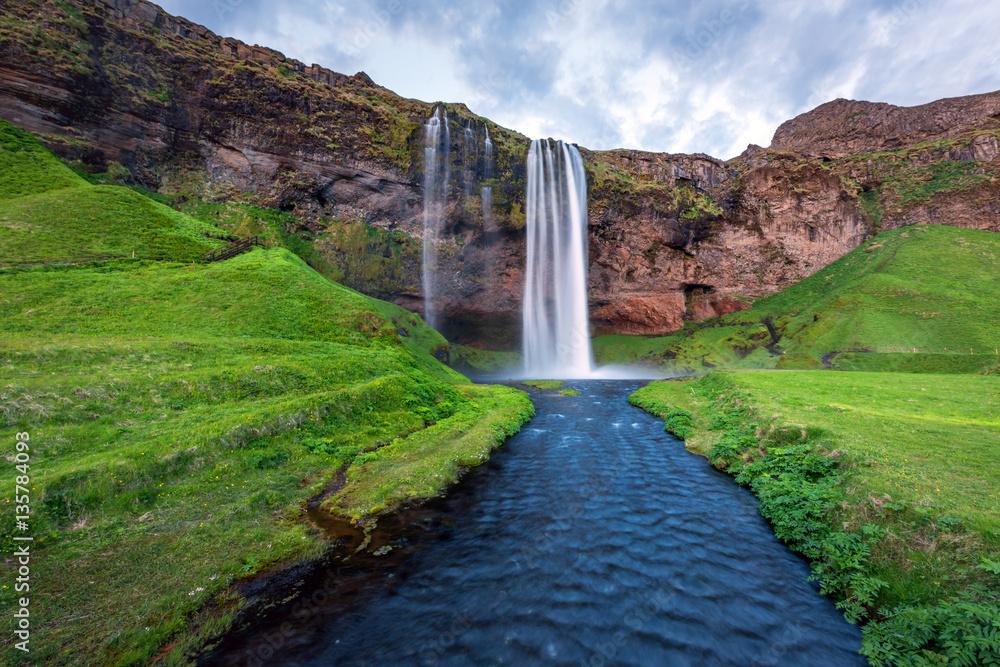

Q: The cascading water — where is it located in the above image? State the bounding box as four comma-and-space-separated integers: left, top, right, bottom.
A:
481, 126, 494, 229
462, 121, 477, 199
421, 105, 450, 331
522, 139, 593, 378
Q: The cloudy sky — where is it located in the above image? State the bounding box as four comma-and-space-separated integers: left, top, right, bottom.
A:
157, 0, 1000, 159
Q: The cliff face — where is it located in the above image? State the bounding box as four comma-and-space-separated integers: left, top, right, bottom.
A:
579, 99, 1000, 337
0, 0, 534, 345
1, 0, 998, 348
0, 0, 532, 229
771, 93, 1000, 158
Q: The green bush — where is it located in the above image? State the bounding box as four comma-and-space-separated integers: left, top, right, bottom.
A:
660, 408, 695, 440
863, 595, 1000, 666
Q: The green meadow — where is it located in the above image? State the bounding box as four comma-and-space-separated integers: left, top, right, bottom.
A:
0, 120, 532, 665
736, 372, 1000, 534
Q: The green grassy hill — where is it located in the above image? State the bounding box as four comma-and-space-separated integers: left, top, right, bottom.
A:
595, 224, 1000, 374
0, 119, 87, 199
0, 120, 222, 266
0, 124, 532, 665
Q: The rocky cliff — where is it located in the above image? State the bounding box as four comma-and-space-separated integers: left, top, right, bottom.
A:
1, 0, 998, 348
771, 93, 1000, 158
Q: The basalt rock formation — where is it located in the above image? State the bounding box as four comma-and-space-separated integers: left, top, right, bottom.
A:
1, 0, 998, 348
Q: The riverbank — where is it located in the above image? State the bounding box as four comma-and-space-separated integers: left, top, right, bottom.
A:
205, 380, 866, 666
631, 371, 1000, 665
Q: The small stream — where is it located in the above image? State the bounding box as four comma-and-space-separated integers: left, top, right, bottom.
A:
207, 381, 865, 666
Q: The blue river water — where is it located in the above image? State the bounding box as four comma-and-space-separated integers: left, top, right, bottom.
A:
208, 380, 866, 666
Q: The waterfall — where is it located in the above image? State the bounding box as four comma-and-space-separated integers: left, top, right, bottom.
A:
481, 126, 494, 229
522, 139, 593, 378
422, 105, 450, 331
462, 121, 477, 198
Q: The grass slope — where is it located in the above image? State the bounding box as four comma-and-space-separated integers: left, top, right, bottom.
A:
632, 373, 1000, 665
595, 225, 1000, 374
0, 120, 222, 266
735, 372, 1000, 535
0, 250, 533, 665
0, 125, 533, 665
0, 119, 87, 200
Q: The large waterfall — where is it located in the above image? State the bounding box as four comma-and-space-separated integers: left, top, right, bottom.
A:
522, 139, 593, 378
422, 105, 450, 331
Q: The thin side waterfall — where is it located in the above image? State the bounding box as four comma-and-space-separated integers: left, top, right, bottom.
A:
481, 126, 494, 229
522, 139, 593, 378
422, 105, 450, 331
462, 121, 477, 198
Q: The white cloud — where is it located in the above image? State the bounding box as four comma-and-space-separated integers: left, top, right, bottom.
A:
362, 26, 473, 104
156, 0, 1000, 159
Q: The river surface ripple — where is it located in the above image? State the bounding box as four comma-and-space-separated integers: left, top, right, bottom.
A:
219, 380, 866, 666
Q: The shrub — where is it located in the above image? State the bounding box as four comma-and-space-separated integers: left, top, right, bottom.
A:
863, 596, 1000, 666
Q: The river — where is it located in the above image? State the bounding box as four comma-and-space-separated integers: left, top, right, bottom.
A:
206, 380, 865, 666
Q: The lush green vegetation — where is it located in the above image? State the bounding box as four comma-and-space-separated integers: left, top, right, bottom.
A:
521, 380, 565, 390
0, 120, 221, 267
0, 249, 532, 666
450, 343, 524, 375
596, 225, 1000, 374
0, 119, 87, 199
734, 372, 1000, 535
632, 372, 1000, 666
593, 326, 776, 374
627, 391, 695, 441
834, 130, 1000, 222
329, 383, 533, 517
517, 380, 587, 397
832, 352, 999, 374
0, 185, 225, 266
313, 216, 422, 297
0, 126, 532, 665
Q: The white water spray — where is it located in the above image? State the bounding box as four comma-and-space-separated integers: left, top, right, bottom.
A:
422, 105, 450, 331
522, 139, 593, 378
